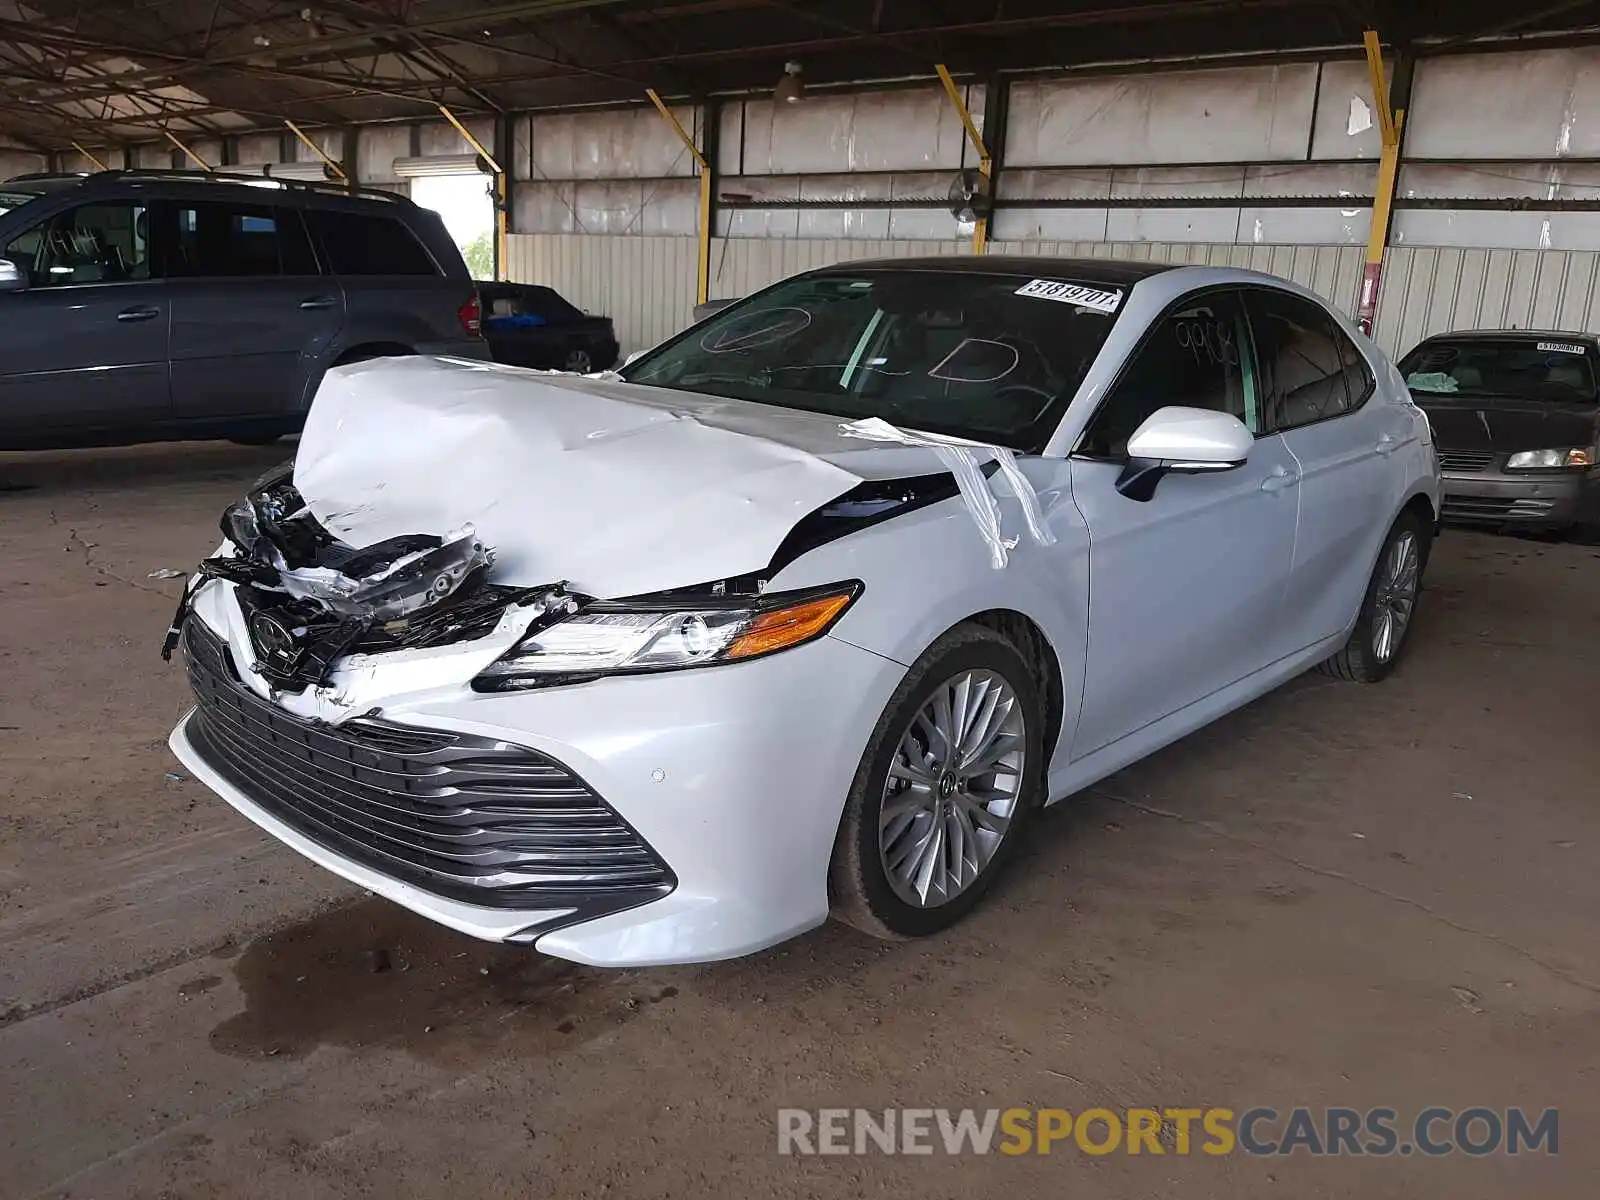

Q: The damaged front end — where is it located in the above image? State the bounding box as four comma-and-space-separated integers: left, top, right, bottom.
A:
159, 460, 944, 702
161, 465, 575, 693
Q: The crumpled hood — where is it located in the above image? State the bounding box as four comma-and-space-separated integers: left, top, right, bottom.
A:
294, 356, 941, 598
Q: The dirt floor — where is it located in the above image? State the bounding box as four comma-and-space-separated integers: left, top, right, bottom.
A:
2, 442, 1596, 1199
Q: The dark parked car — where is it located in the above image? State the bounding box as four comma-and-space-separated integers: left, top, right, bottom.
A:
0, 169, 487, 451
477, 282, 618, 373
1398, 330, 1599, 533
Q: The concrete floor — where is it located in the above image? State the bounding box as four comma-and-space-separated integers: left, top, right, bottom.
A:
1, 443, 1596, 1199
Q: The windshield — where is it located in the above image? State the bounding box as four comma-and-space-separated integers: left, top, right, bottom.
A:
0, 188, 44, 217
1399, 339, 1597, 404
620, 268, 1127, 450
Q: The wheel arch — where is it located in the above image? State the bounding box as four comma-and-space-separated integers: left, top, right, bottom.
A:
962, 610, 1068, 772
1401, 489, 1439, 542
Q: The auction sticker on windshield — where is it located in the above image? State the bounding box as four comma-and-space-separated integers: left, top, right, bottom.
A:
1536, 341, 1586, 355
1014, 280, 1123, 312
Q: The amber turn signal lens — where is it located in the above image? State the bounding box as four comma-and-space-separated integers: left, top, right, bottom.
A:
725, 591, 857, 661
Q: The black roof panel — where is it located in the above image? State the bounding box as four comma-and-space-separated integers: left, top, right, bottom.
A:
802, 255, 1176, 286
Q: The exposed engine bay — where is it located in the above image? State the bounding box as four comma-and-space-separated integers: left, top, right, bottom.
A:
160, 465, 577, 693
159, 459, 971, 694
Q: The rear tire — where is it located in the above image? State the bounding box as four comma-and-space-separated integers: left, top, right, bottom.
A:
829, 623, 1046, 940
1317, 510, 1428, 683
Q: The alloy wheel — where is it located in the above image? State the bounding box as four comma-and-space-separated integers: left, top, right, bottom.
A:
878, 669, 1027, 908
1371, 531, 1420, 663
565, 349, 593, 374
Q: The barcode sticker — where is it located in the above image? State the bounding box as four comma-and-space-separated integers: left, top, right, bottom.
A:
1537, 341, 1586, 355
1015, 280, 1123, 312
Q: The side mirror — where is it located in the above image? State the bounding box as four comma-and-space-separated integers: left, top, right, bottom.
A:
0, 259, 26, 294
1116, 406, 1252, 502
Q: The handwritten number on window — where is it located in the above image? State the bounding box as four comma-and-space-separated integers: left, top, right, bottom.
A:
1175, 319, 1238, 367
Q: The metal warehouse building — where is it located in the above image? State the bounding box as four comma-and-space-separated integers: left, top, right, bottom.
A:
4, 4, 1600, 1197
4, 2, 1600, 355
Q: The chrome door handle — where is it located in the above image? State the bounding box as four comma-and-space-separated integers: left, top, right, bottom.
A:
1376, 434, 1402, 455
298, 296, 337, 310
1260, 466, 1300, 494
116, 305, 160, 322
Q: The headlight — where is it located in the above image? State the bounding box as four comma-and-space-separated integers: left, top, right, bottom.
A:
1505, 447, 1593, 470
473, 582, 862, 691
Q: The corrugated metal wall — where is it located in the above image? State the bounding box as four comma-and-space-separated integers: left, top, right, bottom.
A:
500, 48, 1600, 360
508, 235, 1600, 360
508, 234, 1369, 355
1374, 248, 1600, 357
707, 238, 971, 301
504, 235, 973, 353
504, 235, 700, 354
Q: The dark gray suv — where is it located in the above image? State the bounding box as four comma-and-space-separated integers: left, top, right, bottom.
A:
0, 170, 488, 450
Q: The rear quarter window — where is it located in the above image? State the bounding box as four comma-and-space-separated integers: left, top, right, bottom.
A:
304, 210, 439, 277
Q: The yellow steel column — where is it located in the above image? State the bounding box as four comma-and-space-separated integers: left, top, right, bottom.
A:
163, 130, 214, 171
284, 120, 349, 184
697, 166, 712, 307
936, 63, 991, 254
646, 88, 711, 306
439, 105, 506, 280
70, 142, 109, 171
1358, 30, 1405, 337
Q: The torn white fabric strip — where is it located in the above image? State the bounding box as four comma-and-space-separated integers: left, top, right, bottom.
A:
837, 417, 1055, 569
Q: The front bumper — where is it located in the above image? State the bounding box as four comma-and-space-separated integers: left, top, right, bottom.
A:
1440, 469, 1587, 528
171, 608, 907, 967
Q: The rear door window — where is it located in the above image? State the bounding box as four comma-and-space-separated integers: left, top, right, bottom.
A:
168, 202, 319, 278
304, 210, 438, 276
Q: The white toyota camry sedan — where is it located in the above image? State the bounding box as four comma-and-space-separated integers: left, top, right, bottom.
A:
167, 258, 1440, 967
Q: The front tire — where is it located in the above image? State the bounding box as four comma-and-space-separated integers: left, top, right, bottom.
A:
1317, 510, 1428, 683
829, 623, 1046, 940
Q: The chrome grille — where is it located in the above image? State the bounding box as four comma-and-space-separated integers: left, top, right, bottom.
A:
182, 620, 673, 911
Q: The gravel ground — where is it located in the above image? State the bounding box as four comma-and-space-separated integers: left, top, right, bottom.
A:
2, 442, 1595, 1199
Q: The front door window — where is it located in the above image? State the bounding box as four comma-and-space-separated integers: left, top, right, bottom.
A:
2, 202, 150, 287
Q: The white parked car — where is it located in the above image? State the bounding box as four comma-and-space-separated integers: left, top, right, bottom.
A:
167, 258, 1440, 967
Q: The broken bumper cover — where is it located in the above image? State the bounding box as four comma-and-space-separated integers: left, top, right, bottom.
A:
172, 613, 908, 967
175, 618, 672, 939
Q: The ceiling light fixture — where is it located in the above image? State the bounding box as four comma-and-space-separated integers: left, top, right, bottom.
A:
774, 60, 805, 105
